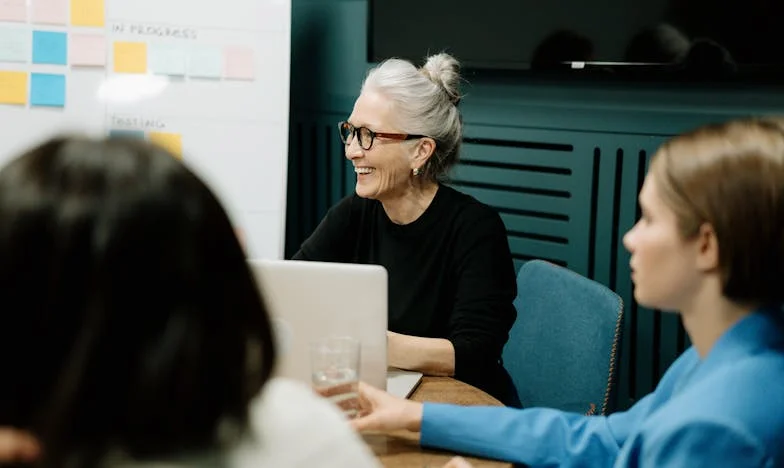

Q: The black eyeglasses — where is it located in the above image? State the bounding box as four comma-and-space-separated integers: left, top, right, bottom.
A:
338, 121, 426, 150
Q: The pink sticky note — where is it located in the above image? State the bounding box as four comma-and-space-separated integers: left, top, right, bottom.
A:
0, 0, 27, 22
223, 46, 255, 80
32, 0, 68, 25
70, 33, 106, 66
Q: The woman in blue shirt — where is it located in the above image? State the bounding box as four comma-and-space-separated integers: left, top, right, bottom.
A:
350, 117, 784, 467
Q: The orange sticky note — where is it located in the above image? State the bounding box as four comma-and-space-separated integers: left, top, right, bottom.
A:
113, 41, 147, 74
0, 71, 28, 105
149, 132, 182, 159
70, 0, 104, 26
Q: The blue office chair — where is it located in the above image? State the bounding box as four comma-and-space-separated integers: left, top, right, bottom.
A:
502, 260, 624, 415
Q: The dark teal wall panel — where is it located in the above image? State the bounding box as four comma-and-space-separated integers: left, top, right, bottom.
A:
498, 213, 569, 238
460, 143, 574, 169
452, 165, 570, 191
457, 186, 572, 215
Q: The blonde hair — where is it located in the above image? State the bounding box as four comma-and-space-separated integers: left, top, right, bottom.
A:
649, 117, 784, 305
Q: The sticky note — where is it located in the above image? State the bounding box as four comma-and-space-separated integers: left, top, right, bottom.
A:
0, 71, 27, 105
113, 41, 147, 74
0, 27, 28, 63
109, 129, 145, 139
149, 43, 187, 76
70, 33, 105, 66
223, 46, 255, 80
33, 31, 68, 65
0, 0, 26, 22
70, 0, 104, 26
31, 73, 66, 107
149, 132, 182, 158
32, 0, 68, 25
187, 46, 222, 79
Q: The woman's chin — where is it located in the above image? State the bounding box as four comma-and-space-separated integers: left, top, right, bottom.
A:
633, 290, 666, 312
355, 182, 379, 200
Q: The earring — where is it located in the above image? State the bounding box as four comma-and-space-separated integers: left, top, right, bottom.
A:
412, 167, 421, 176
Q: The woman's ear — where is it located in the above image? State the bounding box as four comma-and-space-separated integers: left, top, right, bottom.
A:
411, 137, 436, 169
695, 223, 719, 272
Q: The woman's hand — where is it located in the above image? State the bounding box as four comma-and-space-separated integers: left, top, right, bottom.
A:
0, 428, 40, 463
350, 382, 424, 432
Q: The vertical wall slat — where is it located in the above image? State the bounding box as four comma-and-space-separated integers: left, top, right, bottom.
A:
284, 122, 303, 258
314, 121, 329, 217
659, 313, 683, 379
591, 144, 619, 287
614, 146, 641, 405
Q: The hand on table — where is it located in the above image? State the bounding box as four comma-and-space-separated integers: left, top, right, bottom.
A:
313, 380, 362, 417
0, 428, 40, 463
349, 382, 424, 432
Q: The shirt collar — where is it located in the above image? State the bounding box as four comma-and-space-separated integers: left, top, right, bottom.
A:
697, 306, 784, 374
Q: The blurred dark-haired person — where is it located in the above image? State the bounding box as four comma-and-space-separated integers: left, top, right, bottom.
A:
0, 137, 379, 467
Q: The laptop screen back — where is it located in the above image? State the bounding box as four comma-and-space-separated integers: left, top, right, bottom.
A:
248, 259, 388, 390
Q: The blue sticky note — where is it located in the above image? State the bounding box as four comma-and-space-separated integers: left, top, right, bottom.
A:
30, 73, 66, 107
109, 129, 145, 139
32, 30, 67, 65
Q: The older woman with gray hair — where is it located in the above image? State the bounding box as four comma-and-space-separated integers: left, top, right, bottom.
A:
294, 53, 519, 406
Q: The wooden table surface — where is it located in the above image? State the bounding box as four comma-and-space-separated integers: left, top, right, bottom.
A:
363, 376, 513, 468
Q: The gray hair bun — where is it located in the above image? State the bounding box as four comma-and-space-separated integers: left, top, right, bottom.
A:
420, 53, 462, 106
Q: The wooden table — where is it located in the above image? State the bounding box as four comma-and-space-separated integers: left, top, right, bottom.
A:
363, 377, 513, 467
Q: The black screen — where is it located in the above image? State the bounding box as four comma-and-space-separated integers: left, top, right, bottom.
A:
369, 0, 784, 77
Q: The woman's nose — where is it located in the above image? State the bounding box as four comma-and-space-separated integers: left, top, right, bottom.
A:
345, 137, 363, 160
622, 225, 636, 253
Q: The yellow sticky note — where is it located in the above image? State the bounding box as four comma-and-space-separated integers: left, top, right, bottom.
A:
70, 0, 104, 26
149, 132, 183, 159
113, 41, 147, 74
0, 71, 28, 105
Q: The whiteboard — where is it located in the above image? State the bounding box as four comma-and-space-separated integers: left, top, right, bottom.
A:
0, 0, 291, 260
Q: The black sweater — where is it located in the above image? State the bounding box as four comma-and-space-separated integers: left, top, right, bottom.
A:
293, 185, 518, 403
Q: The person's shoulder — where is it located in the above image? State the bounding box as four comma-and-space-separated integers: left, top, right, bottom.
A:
657, 346, 699, 385
441, 185, 500, 220
250, 378, 343, 428
439, 185, 505, 236
232, 378, 380, 468
644, 356, 784, 462
634, 411, 773, 466
708, 351, 784, 445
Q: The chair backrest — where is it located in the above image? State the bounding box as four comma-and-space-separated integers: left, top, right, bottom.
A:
502, 260, 624, 415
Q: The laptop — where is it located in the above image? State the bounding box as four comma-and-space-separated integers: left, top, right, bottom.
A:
248, 259, 422, 398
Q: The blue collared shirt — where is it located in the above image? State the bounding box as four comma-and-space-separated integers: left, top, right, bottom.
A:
421, 309, 784, 467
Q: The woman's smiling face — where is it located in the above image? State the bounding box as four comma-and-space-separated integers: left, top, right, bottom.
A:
344, 90, 418, 202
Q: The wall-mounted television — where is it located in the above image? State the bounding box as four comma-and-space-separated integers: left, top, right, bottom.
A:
368, 0, 784, 82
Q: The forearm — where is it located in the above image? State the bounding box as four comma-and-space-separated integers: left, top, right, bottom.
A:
387, 331, 455, 376
420, 394, 655, 466
421, 404, 621, 466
